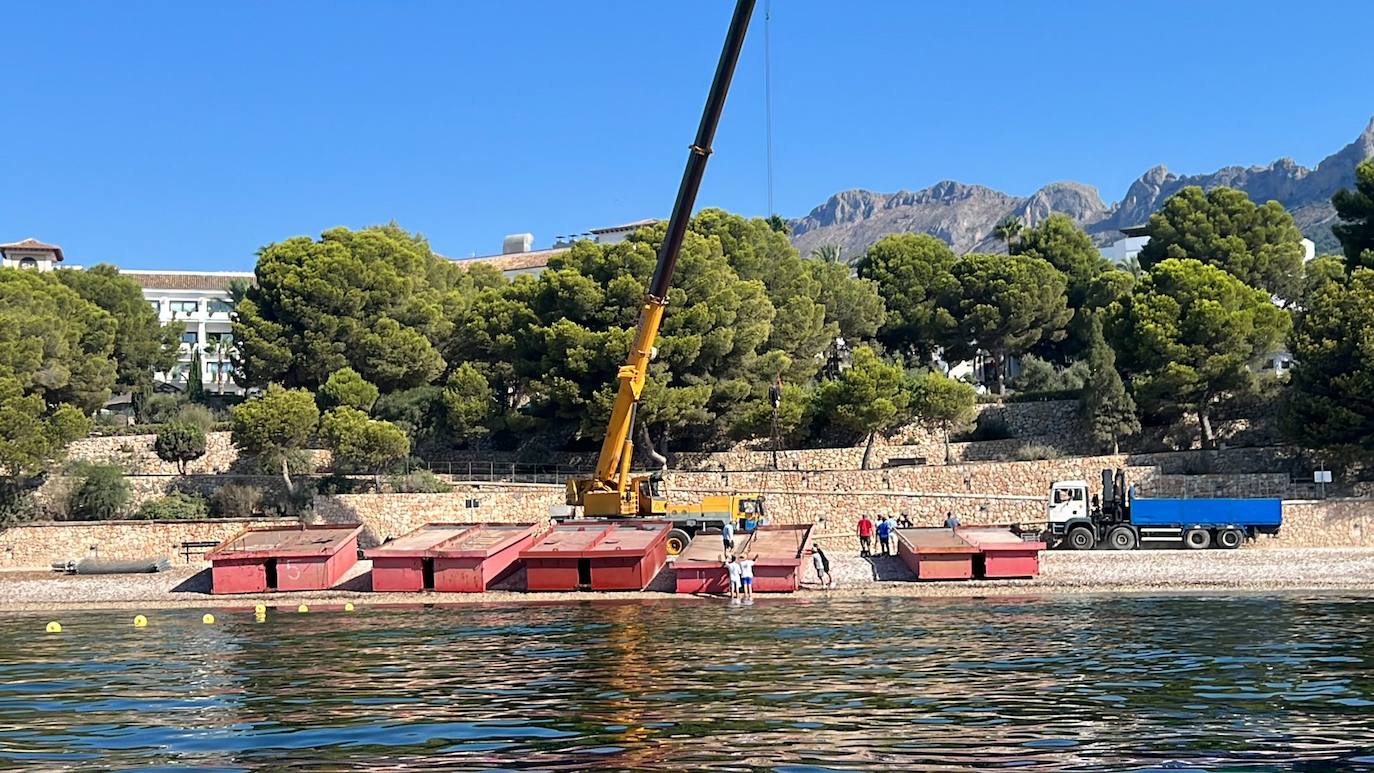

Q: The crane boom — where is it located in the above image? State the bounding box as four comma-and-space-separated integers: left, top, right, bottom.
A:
568, 0, 756, 518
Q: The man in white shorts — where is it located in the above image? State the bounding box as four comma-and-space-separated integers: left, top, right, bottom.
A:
725, 554, 742, 599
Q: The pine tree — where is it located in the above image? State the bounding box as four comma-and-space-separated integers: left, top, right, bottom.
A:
187, 349, 204, 402
1080, 314, 1139, 454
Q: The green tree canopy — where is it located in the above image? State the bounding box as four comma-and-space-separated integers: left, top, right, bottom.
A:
855, 233, 958, 362
230, 385, 320, 486
234, 224, 471, 392
806, 259, 886, 342
1332, 158, 1374, 271
319, 407, 411, 483
0, 269, 117, 413
814, 346, 912, 469
1014, 214, 1130, 362
54, 264, 182, 397
908, 371, 975, 463
1139, 186, 1305, 301
154, 422, 207, 475
1301, 255, 1349, 308
1079, 314, 1139, 453
1108, 258, 1289, 448
441, 362, 495, 443
1281, 267, 1374, 457
319, 367, 380, 413
943, 253, 1072, 394
0, 377, 90, 480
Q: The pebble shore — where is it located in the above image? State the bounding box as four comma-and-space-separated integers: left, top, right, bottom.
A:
2, 546, 1372, 613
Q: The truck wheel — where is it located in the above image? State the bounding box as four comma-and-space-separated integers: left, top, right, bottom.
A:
665, 529, 692, 556
1107, 526, 1137, 551
1183, 528, 1211, 550
1066, 527, 1096, 551
1216, 528, 1243, 550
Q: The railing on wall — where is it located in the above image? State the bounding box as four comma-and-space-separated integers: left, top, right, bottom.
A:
409, 459, 592, 486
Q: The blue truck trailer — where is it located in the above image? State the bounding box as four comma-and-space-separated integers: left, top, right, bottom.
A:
1045, 469, 1283, 550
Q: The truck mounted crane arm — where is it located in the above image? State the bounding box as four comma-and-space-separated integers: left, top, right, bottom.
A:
568, 0, 756, 518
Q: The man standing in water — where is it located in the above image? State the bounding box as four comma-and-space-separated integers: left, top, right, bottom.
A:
725, 555, 742, 600
738, 553, 758, 601
857, 514, 874, 557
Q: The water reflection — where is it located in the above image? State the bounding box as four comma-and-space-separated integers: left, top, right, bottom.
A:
0, 594, 1372, 771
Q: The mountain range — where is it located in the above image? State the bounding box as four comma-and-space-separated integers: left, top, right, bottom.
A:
789, 117, 1374, 259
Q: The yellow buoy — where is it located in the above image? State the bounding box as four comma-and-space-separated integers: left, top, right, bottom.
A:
202, 613, 215, 625
45, 621, 62, 633
343, 602, 355, 612
297, 604, 309, 613
254, 604, 267, 615
133, 615, 148, 628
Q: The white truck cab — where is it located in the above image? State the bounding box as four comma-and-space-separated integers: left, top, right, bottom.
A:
1048, 480, 1090, 525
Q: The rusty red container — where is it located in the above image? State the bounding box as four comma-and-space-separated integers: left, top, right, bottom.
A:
958, 527, 1047, 579
896, 527, 979, 581
364, 522, 543, 593
675, 524, 813, 594
206, 523, 363, 594
520, 520, 671, 592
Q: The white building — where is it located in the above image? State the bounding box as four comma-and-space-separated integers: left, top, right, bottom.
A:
124, 271, 254, 396
1100, 225, 1317, 267
0, 237, 65, 271
455, 220, 661, 279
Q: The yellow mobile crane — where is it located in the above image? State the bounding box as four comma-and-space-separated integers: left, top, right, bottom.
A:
565, 0, 763, 554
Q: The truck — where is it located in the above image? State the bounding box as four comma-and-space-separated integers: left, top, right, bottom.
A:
1046, 469, 1282, 550
561, 0, 761, 553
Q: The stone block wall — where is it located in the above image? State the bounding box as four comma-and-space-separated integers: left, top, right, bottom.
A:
65, 432, 330, 475
312, 484, 563, 548
0, 518, 295, 569
1261, 499, 1374, 548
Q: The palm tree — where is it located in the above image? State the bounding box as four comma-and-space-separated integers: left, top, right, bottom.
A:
205, 336, 234, 395
1118, 254, 1143, 278
994, 215, 1023, 252
810, 244, 844, 264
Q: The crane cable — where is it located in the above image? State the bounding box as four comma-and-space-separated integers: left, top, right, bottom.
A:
763, 0, 775, 218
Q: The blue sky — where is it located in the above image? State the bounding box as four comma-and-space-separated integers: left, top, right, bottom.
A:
2, 0, 1370, 271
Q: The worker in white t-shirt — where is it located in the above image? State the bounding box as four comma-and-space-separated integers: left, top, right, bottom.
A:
725, 555, 742, 599
737, 554, 758, 601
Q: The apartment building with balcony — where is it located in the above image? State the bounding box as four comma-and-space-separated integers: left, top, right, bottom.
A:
123, 270, 255, 396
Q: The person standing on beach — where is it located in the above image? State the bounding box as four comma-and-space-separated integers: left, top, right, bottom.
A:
876, 514, 893, 556
725, 555, 742, 599
944, 512, 961, 529
811, 546, 833, 588
738, 554, 758, 600
857, 514, 874, 557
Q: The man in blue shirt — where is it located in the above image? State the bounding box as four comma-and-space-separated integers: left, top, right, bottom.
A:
944, 512, 961, 529
875, 515, 893, 556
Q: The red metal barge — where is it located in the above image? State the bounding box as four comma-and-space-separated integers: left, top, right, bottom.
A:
958, 527, 1047, 579
895, 527, 980, 581
365, 522, 542, 593
674, 524, 814, 594
520, 521, 670, 591
206, 523, 363, 594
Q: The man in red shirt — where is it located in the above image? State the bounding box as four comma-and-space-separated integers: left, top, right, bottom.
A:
857, 514, 874, 557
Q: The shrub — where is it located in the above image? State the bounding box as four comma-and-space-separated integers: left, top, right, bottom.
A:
154, 422, 208, 474
211, 482, 263, 519
970, 413, 1014, 441
69, 464, 129, 520
174, 403, 218, 432
134, 492, 209, 520
141, 394, 186, 424
315, 474, 363, 495
1014, 442, 1062, 461
387, 470, 453, 494
320, 368, 380, 413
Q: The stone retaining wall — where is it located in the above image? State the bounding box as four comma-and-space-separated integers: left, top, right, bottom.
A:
64, 432, 330, 475
0, 518, 296, 569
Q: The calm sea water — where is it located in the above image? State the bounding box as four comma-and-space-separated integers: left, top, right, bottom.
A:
1, 594, 1372, 772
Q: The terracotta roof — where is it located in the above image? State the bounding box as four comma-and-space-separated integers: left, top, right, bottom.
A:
589, 218, 659, 234
456, 246, 568, 273
121, 270, 256, 291
1, 237, 64, 261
